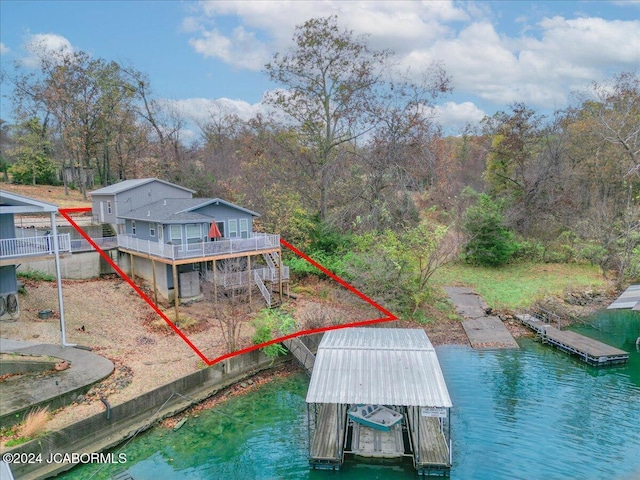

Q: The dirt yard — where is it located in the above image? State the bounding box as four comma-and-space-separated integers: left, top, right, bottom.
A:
0, 275, 383, 434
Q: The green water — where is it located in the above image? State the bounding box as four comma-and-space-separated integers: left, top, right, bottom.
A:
62, 310, 640, 480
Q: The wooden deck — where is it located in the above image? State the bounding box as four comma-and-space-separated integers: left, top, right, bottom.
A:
517, 314, 629, 366
412, 416, 450, 469
309, 404, 344, 469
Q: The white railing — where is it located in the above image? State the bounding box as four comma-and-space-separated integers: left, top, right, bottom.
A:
206, 266, 289, 286
117, 233, 280, 260
254, 270, 271, 307
70, 237, 119, 252
0, 234, 71, 259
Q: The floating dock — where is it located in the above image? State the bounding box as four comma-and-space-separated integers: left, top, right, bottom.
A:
516, 313, 629, 366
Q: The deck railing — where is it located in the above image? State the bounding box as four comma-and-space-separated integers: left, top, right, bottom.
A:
0, 234, 71, 260
117, 233, 280, 261
70, 237, 119, 252
206, 266, 290, 287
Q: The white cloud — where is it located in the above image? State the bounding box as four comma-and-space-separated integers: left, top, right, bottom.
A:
427, 101, 486, 132
0, 43, 10, 55
189, 26, 270, 71
162, 97, 269, 126
187, 2, 640, 114
22, 33, 74, 68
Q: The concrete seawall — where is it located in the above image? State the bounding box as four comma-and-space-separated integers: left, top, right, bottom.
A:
2, 335, 322, 480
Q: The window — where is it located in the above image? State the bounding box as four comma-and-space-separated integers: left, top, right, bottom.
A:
229, 219, 238, 238
170, 225, 182, 245
186, 224, 202, 250
131, 220, 136, 235
240, 219, 249, 239
149, 223, 156, 237
216, 221, 225, 239
107, 201, 112, 214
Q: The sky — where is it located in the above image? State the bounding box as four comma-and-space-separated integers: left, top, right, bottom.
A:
1, 0, 639, 138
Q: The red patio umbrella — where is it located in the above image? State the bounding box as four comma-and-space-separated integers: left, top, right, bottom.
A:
208, 221, 222, 239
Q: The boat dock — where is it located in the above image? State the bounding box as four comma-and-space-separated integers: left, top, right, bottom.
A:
305, 328, 453, 476
516, 312, 629, 366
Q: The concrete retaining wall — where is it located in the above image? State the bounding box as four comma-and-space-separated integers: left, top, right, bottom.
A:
18, 249, 121, 280
4, 347, 295, 480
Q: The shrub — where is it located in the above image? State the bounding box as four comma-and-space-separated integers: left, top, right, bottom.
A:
462, 193, 518, 267
251, 309, 297, 358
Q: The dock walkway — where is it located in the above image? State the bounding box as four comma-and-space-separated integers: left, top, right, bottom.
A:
516, 314, 629, 366
412, 416, 450, 469
309, 404, 343, 469
282, 337, 315, 375
445, 287, 519, 349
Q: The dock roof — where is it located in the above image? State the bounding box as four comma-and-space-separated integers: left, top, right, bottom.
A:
306, 328, 452, 408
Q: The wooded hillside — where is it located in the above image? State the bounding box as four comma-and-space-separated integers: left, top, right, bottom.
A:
1, 16, 637, 308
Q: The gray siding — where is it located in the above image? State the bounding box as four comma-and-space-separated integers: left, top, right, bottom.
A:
192, 204, 254, 239
0, 214, 18, 294
0, 213, 16, 239
0, 265, 17, 294
92, 181, 193, 225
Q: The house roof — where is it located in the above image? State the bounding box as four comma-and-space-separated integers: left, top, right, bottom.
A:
306, 328, 453, 408
89, 178, 195, 196
0, 190, 59, 214
117, 198, 260, 223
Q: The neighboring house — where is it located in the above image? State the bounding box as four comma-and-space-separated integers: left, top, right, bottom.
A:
89, 181, 288, 309
90, 178, 195, 228
0, 190, 71, 323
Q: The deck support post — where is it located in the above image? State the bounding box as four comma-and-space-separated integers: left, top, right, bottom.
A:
172, 263, 179, 321
213, 260, 217, 308
130, 253, 135, 283
151, 259, 157, 304
247, 255, 251, 310
278, 249, 283, 303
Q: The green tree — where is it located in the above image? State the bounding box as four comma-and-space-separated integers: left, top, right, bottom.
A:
346, 219, 456, 314
265, 16, 389, 221
462, 192, 517, 267
8, 118, 56, 185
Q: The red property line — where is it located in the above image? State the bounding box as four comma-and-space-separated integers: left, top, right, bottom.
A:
60, 208, 397, 366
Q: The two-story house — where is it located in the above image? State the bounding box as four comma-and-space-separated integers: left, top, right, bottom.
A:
89, 179, 288, 311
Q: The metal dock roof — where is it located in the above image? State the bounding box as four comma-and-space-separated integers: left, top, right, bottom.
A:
608, 285, 640, 310
306, 328, 452, 407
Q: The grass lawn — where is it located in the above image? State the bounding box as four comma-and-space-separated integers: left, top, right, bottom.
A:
434, 262, 607, 310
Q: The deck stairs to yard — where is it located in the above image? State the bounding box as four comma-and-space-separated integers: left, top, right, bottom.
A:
282, 337, 315, 375
202, 251, 289, 307
253, 270, 279, 308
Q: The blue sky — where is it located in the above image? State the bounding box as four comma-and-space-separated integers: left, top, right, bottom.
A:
1, 1, 638, 137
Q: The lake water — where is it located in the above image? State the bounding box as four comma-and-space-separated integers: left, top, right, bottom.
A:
62, 310, 640, 480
